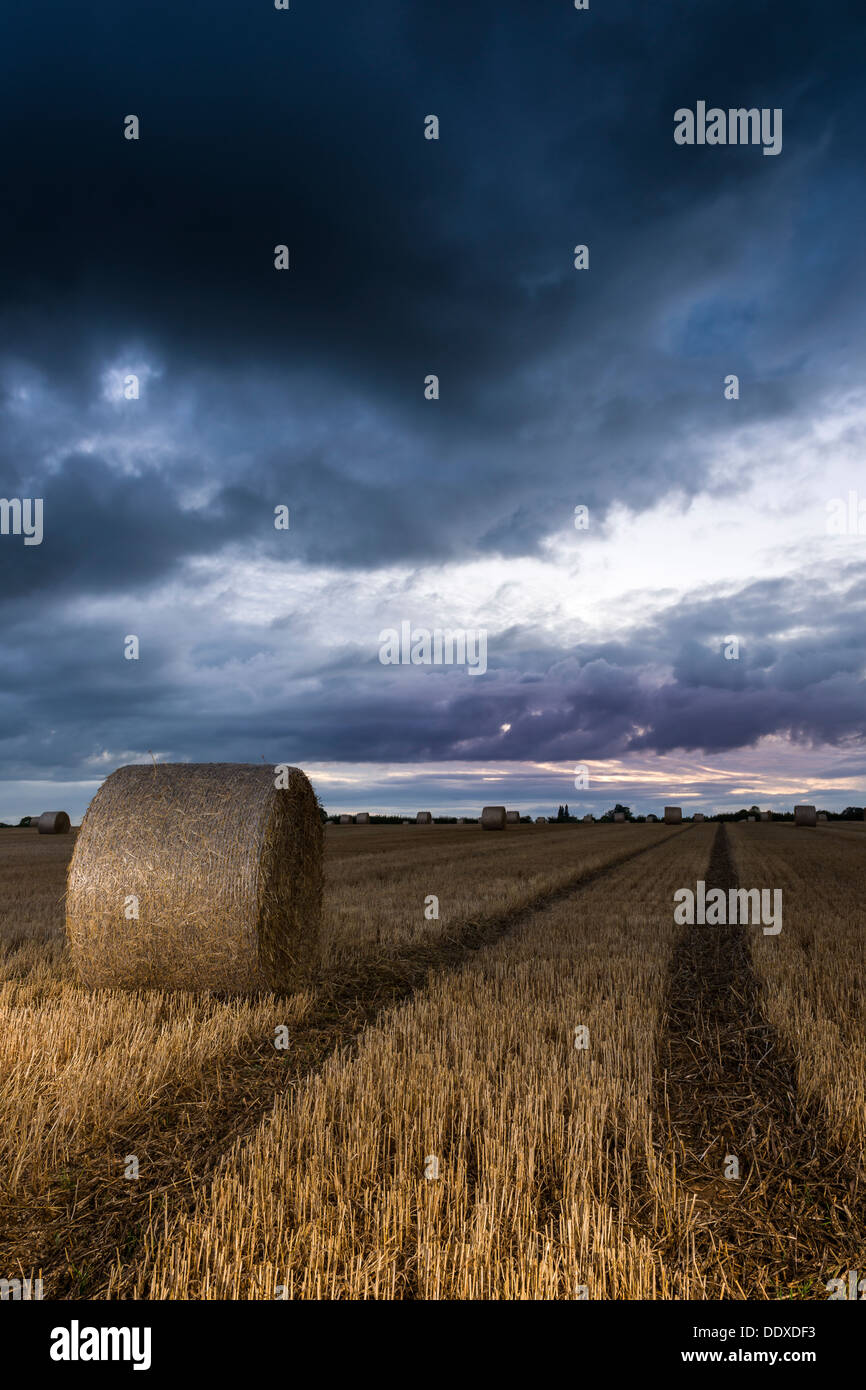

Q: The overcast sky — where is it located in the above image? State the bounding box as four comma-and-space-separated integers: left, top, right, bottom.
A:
1, 0, 865, 820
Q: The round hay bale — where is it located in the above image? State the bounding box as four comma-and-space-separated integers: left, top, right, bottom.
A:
646, 814, 657, 822
416, 811, 433, 824
760, 812, 770, 821
355, 812, 370, 824
794, 804, 817, 827
338, 814, 355, 825
66, 763, 323, 993
613, 812, 625, 822
582, 814, 593, 823
664, 806, 682, 824
505, 810, 520, 824
535, 816, 547, 824
693, 813, 705, 823
37, 811, 71, 834
481, 806, 506, 830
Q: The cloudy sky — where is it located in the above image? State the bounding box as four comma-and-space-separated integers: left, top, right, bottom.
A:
2, 0, 865, 820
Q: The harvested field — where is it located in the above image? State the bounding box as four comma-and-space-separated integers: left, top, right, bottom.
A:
0, 820, 863, 1301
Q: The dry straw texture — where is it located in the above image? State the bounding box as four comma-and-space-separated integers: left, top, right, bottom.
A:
505, 810, 520, 823
416, 812, 432, 824
338, 815, 354, 825
355, 813, 370, 824
481, 806, 506, 830
794, 804, 817, 827
66, 763, 322, 993
37, 812, 70, 835
664, 806, 682, 824
614, 812, 625, 822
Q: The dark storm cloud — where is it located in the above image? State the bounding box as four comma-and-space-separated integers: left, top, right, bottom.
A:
2, 1, 866, 801
2, 559, 864, 794
3, 0, 866, 587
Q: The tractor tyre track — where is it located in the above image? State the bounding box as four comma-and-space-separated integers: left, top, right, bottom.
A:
653, 823, 863, 1298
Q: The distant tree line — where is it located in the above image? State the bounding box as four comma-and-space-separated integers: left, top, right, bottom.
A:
314, 800, 865, 826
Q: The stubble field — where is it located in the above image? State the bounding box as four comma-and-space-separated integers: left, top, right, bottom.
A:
0, 820, 862, 1299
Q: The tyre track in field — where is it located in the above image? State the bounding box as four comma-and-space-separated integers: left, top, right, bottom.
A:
653, 823, 863, 1298
2, 827, 687, 1300
815, 824, 866, 843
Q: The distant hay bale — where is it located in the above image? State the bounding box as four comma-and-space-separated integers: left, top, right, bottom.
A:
613, 812, 625, 822
355, 812, 370, 824
535, 816, 547, 824
747, 816, 756, 822
416, 811, 433, 824
338, 814, 355, 825
760, 812, 770, 821
664, 806, 682, 824
794, 804, 817, 827
582, 814, 593, 823
505, 810, 520, 824
646, 814, 658, 822
66, 762, 323, 993
693, 814, 705, 823
817, 812, 828, 822
37, 811, 71, 834
481, 806, 506, 831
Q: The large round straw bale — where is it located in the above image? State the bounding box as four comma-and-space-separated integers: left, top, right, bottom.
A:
505, 810, 520, 823
37, 811, 71, 834
664, 806, 682, 824
582, 814, 593, 823
613, 812, 625, 822
535, 816, 547, 824
481, 806, 506, 830
416, 811, 433, 824
794, 804, 817, 827
693, 813, 705, 823
66, 763, 323, 993
817, 812, 828, 822
355, 812, 370, 824
760, 812, 770, 821
338, 814, 355, 825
